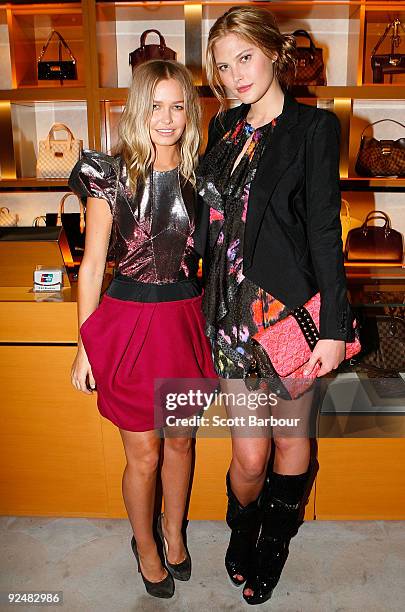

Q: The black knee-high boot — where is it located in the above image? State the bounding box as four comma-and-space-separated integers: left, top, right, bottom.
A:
243, 467, 310, 605
225, 471, 263, 587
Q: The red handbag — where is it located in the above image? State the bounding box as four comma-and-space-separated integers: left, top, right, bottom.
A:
248, 292, 361, 399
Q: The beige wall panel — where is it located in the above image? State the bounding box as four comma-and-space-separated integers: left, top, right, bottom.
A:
0, 346, 107, 516
316, 439, 405, 519
0, 301, 77, 343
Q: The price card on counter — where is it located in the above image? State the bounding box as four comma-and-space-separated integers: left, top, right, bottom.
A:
33, 266, 64, 292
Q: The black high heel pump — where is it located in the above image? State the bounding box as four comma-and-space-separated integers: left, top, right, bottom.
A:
156, 513, 192, 581
130, 536, 175, 599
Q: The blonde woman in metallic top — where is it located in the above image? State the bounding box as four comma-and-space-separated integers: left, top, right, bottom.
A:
69, 60, 216, 600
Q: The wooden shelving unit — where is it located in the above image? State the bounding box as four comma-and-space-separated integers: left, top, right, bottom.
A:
0, 1, 404, 522
0, 0, 404, 185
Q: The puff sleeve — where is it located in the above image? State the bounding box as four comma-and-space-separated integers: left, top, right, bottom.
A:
68, 149, 119, 214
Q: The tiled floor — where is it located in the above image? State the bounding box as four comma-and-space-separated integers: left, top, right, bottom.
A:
1, 517, 404, 612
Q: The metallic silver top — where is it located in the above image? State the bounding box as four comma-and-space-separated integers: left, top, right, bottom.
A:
69, 150, 200, 283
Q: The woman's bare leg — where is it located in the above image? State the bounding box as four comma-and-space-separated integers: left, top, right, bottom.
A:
271, 389, 314, 474
119, 428, 167, 582
160, 425, 194, 564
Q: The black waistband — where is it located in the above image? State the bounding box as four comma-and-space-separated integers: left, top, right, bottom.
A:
106, 274, 202, 302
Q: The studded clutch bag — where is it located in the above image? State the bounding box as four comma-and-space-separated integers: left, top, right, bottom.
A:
248, 292, 361, 399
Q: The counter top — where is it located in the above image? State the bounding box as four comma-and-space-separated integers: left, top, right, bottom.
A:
0, 286, 77, 302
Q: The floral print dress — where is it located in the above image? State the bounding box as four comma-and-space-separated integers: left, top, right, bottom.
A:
198, 113, 290, 378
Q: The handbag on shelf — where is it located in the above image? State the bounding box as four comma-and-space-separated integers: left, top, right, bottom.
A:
37, 30, 77, 81
371, 18, 405, 84
359, 314, 405, 372
247, 292, 361, 400
355, 119, 405, 177
0, 207, 19, 227
36, 123, 82, 179
32, 216, 46, 227
57, 193, 86, 258
345, 210, 403, 263
340, 199, 362, 249
129, 30, 176, 71
291, 29, 326, 85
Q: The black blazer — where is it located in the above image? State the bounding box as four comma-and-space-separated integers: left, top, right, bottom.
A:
200, 91, 354, 341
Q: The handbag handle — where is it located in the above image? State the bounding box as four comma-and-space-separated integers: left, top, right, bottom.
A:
46, 123, 74, 150
140, 29, 167, 49
58, 193, 85, 234
362, 210, 391, 231
371, 18, 405, 56
341, 199, 351, 220
360, 118, 405, 139
32, 215, 46, 227
292, 30, 316, 52
38, 29, 76, 62
1, 206, 10, 213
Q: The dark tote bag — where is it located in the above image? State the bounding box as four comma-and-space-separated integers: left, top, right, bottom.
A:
47, 193, 85, 258
129, 30, 176, 71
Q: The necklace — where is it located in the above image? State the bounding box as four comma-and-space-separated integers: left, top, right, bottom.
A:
243, 121, 255, 136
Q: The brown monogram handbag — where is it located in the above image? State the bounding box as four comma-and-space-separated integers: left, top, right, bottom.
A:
345, 210, 403, 263
292, 29, 326, 85
355, 119, 405, 177
129, 30, 176, 71
361, 314, 405, 372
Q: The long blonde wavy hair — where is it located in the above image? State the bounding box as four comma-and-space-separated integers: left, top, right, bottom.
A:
115, 60, 201, 190
206, 6, 297, 112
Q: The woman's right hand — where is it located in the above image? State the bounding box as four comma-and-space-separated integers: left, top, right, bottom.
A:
71, 349, 96, 394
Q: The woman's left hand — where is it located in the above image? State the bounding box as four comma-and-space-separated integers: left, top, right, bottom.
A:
304, 339, 345, 377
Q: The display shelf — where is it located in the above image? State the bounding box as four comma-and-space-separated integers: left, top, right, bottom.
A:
345, 261, 405, 269
348, 98, 405, 179
341, 177, 405, 191
0, 0, 404, 222
6, 2, 85, 89
96, 1, 185, 88
0, 87, 87, 100
363, 4, 405, 85
2, 100, 88, 179
95, 84, 405, 101
0, 178, 69, 190
202, 0, 363, 86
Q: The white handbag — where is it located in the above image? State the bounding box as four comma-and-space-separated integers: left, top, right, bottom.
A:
36, 123, 82, 179
0, 207, 19, 227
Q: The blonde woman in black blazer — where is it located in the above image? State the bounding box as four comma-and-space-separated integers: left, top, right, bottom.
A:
197, 6, 354, 605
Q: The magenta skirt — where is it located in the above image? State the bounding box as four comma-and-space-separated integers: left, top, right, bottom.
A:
80, 293, 217, 432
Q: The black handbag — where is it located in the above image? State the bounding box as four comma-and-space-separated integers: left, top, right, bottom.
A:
38, 30, 77, 81
129, 30, 176, 71
371, 18, 405, 83
54, 193, 85, 258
